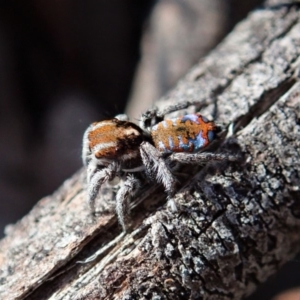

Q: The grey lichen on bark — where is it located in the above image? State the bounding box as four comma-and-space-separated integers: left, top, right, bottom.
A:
1, 1, 300, 300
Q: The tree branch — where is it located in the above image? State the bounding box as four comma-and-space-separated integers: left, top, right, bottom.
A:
1, 1, 300, 299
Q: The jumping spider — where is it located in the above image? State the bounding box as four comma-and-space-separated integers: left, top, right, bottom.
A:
82, 102, 237, 231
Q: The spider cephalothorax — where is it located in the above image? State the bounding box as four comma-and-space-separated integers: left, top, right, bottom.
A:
82, 104, 236, 231
83, 118, 149, 172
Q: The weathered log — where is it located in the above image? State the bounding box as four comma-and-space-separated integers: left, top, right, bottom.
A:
1, 1, 300, 299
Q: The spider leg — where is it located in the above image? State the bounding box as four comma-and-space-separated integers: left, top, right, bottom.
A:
87, 161, 120, 213
167, 152, 239, 165
140, 99, 213, 130
115, 174, 140, 231
159, 99, 212, 117
140, 141, 177, 196
139, 107, 163, 131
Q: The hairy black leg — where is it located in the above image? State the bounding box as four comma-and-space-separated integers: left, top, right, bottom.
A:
115, 174, 140, 231
87, 162, 120, 214
140, 142, 177, 196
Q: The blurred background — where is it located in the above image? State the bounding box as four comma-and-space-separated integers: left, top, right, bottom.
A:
0, 0, 263, 235
1, 1, 300, 299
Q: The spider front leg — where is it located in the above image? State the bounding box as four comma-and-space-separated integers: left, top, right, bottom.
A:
139, 99, 213, 131
139, 107, 164, 131
86, 160, 120, 213
115, 174, 140, 231
140, 141, 177, 196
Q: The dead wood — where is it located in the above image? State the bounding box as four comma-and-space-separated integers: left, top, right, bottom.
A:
1, 1, 300, 299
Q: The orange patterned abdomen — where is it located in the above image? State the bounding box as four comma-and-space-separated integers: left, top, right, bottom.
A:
151, 114, 216, 153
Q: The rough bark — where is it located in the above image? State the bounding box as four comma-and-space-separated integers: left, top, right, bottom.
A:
1, 1, 300, 299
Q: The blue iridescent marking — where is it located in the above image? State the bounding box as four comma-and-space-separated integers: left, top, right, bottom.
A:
208, 130, 214, 142
201, 115, 209, 122
181, 114, 200, 124
178, 136, 192, 152
195, 131, 206, 150
177, 130, 206, 152
168, 136, 174, 150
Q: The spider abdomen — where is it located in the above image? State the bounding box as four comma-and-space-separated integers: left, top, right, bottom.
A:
151, 113, 217, 154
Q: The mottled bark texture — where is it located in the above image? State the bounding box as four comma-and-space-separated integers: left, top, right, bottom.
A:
126, 0, 264, 121
1, 1, 300, 300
